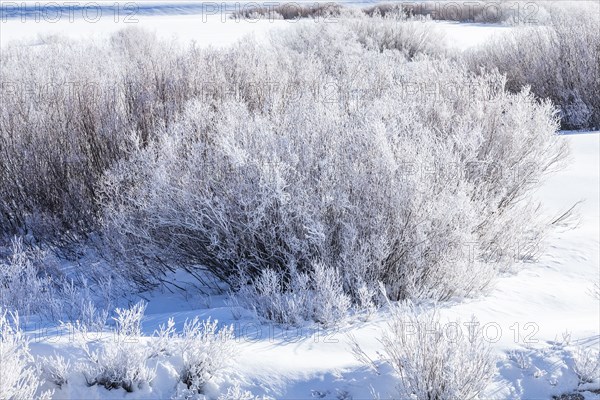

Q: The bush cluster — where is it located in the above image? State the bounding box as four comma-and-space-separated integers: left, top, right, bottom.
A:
465, 3, 600, 129
101, 18, 566, 309
0, 30, 194, 243
1, 11, 579, 323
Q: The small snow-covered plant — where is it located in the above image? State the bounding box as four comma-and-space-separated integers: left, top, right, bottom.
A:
382, 304, 496, 399
218, 383, 271, 400
354, 281, 377, 321
179, 318, 235, 393
352, 302, 496, 400
0, 237, 59, 318
235, 269, 311, 327
0, 310, 51, 399
59, 278, 112, 330
149, 317, 176, 358
113, 301, 146, 337
171, 386, 207, 400
508, 350, 532, 370
572, 346, 600, 385
235, 264, 351, 327
71, 301, 155, 392
79, 300, 109, 332
0, 238, 116, 325
311, 263, 352, 326
38, 353, 71, 388
560, 330, 572, 347
79, 339, 155, 392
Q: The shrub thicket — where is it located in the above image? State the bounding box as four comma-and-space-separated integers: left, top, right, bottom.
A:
101, 18, 567, 308
0, 29, 194, 243
0, 12, 573, 323
465, 4, 600, 129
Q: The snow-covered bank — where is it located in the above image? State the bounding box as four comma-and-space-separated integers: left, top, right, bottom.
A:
0, 3, 513, 49
0, 13, 286, 47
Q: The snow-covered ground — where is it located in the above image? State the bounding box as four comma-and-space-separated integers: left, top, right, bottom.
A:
0, 1, 513, 49
2, 4, 599, 399
0, 6, 285, 47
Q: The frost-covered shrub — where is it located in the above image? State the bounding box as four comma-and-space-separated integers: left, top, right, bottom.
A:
364, 1, 542, 24
236, 269, 312, 327
231, 2, 345, 21
354, 281, 378, 322
149, 317, 177, 358
0, 28, 193, 243
179, 318, 235, 393
0, 237, 60, 318
347, 14, 447, 59
103, 18, 566, 311
71, 301, 155, 392
38, 353, 71, 389
173, 383, 270, 400
466, 4, 600, 129
0, 310, 51, 399
311, 263, 352, 325
113, 301, 146, 337
79, 337, 155, 392
0, 236, 115, 323
65, 297, 110, 332
0, 11, 445, 253
60, 307, 234, 395
571, 346, 600, 385
218, 384, 271, 400
351, 303, 496, 400
268, 14, 447, 61
235, 264, 351, 326
382, 309, 495, 399
234, 1, 540, 25
58, 273, 112, 329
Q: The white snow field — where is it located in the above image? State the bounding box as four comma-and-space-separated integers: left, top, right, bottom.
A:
1, 3, 599, 400
0, 3, 283, 47
0, 1, 515, 48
